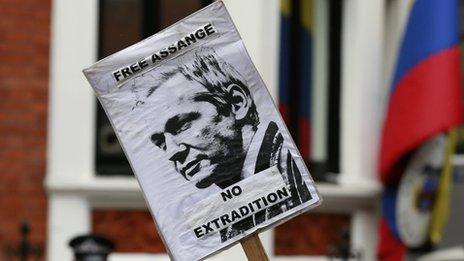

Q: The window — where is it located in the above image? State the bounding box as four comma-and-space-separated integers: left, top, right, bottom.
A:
96, 0, 212, 175
278, 0, 343, 182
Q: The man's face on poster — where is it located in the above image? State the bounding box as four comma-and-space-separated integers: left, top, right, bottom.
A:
148, 73, 247, 189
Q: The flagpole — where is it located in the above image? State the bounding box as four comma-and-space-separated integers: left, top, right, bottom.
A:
429, 128, 458, 244
240, 234, 269, 261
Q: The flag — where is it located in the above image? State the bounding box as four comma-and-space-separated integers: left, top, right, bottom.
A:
379, 0, 462, 260
297, 0, 313, 161
279, 0, 313, 161
279, 0, 291, 123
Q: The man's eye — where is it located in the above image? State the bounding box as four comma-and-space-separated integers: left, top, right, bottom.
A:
165, 112, 200, 135
157, 142, 167, 150
151, 133, 166, 150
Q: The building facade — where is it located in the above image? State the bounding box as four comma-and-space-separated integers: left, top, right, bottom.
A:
0, 0, 393, 260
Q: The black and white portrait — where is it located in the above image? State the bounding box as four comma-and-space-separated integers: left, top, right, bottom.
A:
135, 48, 313, 242
84, 3, 320, 258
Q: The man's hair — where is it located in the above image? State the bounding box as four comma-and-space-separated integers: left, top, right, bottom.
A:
144, 48, 259, 129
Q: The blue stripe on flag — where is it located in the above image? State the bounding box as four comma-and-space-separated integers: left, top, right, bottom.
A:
298, 26, 312, 119
391, 0, 459, 93
279, 13, 291, 106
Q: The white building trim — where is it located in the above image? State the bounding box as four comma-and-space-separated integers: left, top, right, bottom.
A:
46, 0, 97, 259
340, 0, 385, 259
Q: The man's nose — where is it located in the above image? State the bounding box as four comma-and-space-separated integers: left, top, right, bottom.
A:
164, 133, 188, 163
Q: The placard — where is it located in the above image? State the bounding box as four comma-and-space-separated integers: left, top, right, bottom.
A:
83, 2, 321, 260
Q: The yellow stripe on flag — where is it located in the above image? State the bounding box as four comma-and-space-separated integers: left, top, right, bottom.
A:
281, 0, 291, 17
429, 129, 457, 244
300, 0, 314, 32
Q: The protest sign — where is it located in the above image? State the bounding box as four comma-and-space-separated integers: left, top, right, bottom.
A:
83, 2, 321, 260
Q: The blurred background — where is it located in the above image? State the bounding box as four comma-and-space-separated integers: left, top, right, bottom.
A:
1, 0, 464, 260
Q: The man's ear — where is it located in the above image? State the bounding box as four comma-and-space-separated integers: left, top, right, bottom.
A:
226, 84, 251, 121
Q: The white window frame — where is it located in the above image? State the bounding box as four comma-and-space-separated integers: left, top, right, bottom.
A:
46, 0, 384, 260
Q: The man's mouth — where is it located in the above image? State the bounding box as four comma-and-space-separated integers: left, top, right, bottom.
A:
183, 161, 201, 178
180, 156, 206, 179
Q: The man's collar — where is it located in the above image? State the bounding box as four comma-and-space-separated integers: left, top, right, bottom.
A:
241, 120, 271, 179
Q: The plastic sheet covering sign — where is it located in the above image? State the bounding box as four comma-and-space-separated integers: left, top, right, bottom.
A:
83, 2, 321, 260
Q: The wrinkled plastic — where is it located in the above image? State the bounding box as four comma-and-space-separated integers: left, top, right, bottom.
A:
83, 2, 321, 260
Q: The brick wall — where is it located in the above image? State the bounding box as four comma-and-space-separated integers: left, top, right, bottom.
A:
93, 210, 166, 253
93, 210, 350, 255
0, 0, 51, 259
274, 213, 350, 255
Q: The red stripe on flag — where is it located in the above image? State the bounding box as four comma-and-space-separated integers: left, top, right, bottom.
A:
380, 46, 463, 184
298, 117, 311, 160
378, 218, 406, 261
279, 103, 290, 124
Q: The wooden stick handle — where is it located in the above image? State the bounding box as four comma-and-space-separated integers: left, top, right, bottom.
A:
240, 234, 269, 261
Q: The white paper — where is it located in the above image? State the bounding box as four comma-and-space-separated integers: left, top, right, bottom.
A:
185, 166, 291, 240
83, 2, 321, 260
